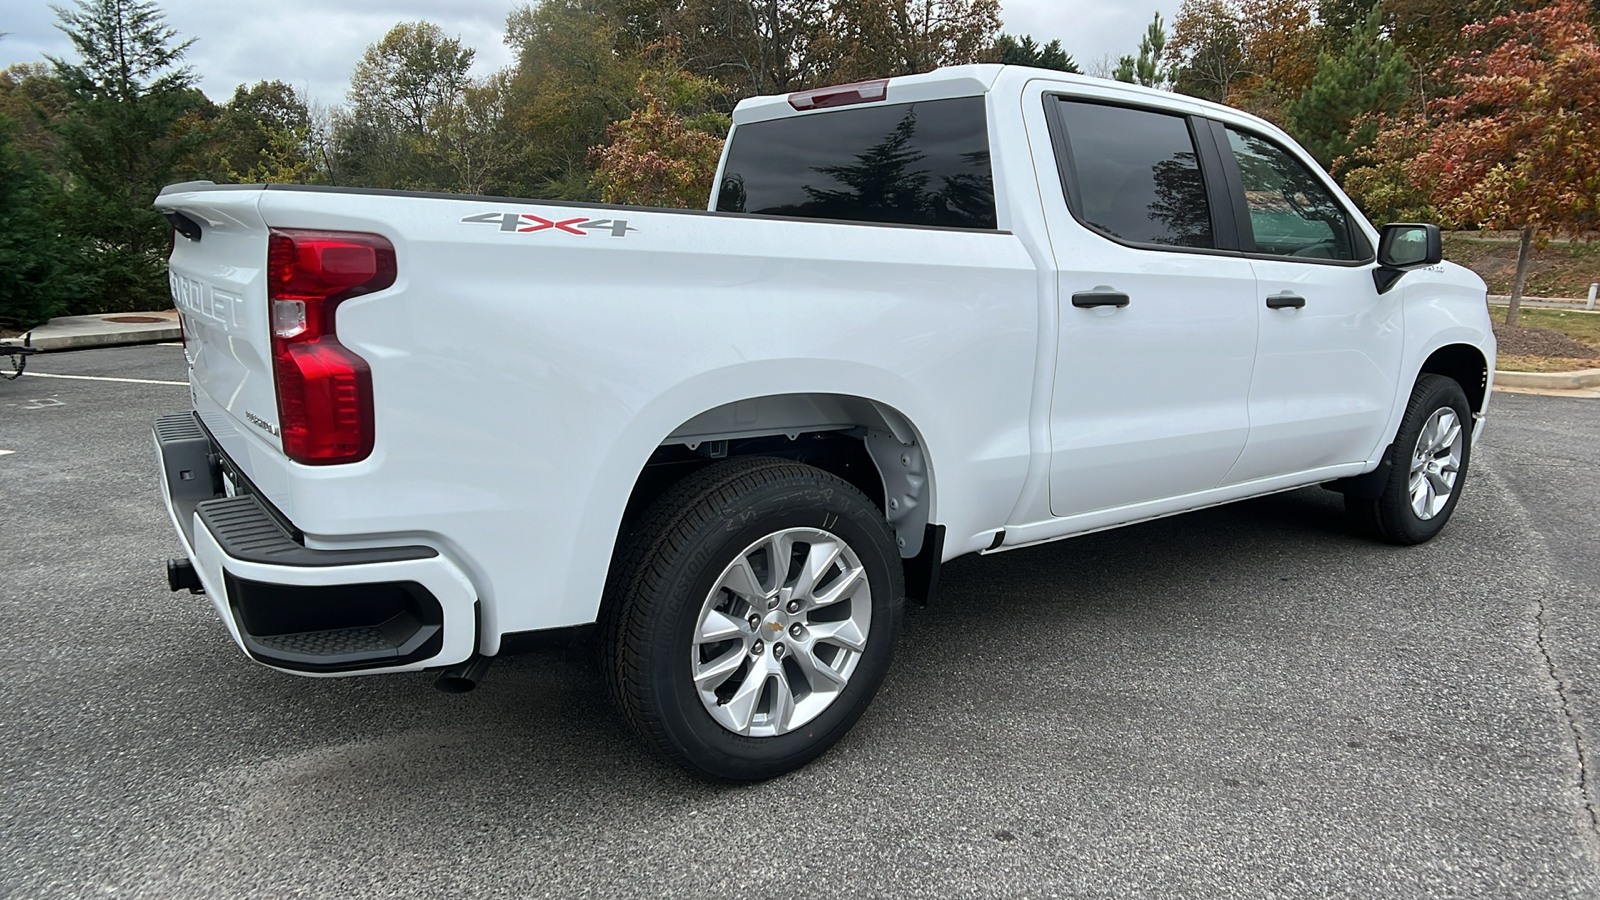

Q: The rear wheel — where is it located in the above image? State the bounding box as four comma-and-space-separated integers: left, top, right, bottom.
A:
1346, 374, 1472, 545
601, 456, 903, 781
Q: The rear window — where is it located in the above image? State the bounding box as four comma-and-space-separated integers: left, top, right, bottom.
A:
715, 96, 996, 230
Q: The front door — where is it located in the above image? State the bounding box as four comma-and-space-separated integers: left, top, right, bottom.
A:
1213, 125, 1405, 484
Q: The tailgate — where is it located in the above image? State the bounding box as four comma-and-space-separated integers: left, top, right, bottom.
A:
155, 186, 280, 468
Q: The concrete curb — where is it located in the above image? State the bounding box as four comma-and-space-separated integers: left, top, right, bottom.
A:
1495, 368, 1600, 390
19, 312, 181, 352
1488, 296, 1597, 309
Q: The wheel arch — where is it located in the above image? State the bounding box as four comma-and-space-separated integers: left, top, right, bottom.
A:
1418, 343, 1490, 414
629, 392, 939, 560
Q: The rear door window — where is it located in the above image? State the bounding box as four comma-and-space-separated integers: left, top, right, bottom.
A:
715, 96, 996, 230
1051, 100, 1214, 249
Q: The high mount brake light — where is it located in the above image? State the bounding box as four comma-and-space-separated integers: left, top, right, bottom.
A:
266, 229, 396, 465
787, 79, 889, 111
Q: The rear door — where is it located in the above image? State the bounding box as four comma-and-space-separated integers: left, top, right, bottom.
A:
1038, 96, 1259, 518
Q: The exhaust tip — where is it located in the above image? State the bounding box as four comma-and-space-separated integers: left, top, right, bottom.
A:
434, 653, 493, 694
166, 558, 203, 594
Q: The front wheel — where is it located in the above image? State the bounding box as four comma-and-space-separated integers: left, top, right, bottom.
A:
1346, 374, 1473, 545
601, 456, 904, 781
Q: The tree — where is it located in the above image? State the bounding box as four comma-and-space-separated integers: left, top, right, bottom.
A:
0, 114, 87, 327
348, 23, 474, 137
1384, 0, 1526, 74
501, 0, 646, 199
1167, 0, 1249, 101
992, 33, 1080, 72
1287, 4, 1411, 166
668, 0, 831, 94
1135, 13, 1171, 87
1401, 0, 1600, 325
207, 80, 317, 183
1317, 0, 1373, 33
334, 22, 477, 191
589, 52, 729, 207
815, 0, 1002, 81
48, 0, 208, 312
0, 63, 71, 172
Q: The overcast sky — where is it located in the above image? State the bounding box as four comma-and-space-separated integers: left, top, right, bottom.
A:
2, 0, 1184, 109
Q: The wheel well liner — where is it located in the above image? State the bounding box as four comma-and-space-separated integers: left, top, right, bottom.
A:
612, 393, 942, 602
1419, 344, 1488, 414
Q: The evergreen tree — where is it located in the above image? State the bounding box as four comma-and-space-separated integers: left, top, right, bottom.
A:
0, 115, 88, 328
1287, 4, 1410, 166
992, 33, 1080, 72
48, 0, 206, 312
1134, 13, 1170, 88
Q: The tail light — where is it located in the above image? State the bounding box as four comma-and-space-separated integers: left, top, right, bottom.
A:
266, 229, 396, 465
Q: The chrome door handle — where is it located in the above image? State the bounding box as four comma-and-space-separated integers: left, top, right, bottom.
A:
1266, 292, 1306, 309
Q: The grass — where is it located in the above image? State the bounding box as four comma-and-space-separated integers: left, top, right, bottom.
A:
1497, 354, 1600, 373
1488, 306, 1600, 372
1492, 306, 1600, 345
1445, 232, 1600, 298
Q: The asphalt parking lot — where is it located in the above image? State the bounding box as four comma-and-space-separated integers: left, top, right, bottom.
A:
2, 343, 1598, 899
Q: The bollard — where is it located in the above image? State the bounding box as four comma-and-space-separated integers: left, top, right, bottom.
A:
1589, 283, 1597, 310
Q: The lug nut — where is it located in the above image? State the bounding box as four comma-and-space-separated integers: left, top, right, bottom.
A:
747, 614, 761, 630
773, 643, 786, 659
789, 623, 803, 638
786, 600, 801, 614
751, 642, 765, 656
768, 598, 780, 610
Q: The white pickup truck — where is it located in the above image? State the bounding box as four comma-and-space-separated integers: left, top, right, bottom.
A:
153, 65, 1495, 780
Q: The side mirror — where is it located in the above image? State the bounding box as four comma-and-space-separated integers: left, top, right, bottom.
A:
1374, 223, 1442, 293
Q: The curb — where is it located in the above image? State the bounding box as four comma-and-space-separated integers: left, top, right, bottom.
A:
29, 326, 182, 352
1495, 368, 1600, 390
1488, 296, 1596, 308
19, 312, 181, 352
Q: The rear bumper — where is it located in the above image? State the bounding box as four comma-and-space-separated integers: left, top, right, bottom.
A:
154, 412, 478, 676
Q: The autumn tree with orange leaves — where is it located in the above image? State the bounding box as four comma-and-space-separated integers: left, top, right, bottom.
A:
1401, 0, 1600, 325
589, 48, 730, 209
1166, 0, 1319, 122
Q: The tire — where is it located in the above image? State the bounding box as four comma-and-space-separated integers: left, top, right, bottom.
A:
600, 456, 904, 781
1345, 374, 1473, 545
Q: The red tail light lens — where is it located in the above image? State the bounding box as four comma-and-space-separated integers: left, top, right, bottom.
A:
266, 229, 396, 465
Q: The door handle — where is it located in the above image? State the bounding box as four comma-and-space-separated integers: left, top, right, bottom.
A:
1072, 289, 1131, 309
1266, 292, 1307, 309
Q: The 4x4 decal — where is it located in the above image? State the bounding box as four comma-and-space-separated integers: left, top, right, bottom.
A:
461, 212, 638, 237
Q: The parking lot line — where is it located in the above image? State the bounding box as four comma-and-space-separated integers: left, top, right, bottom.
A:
23, 372, 187, 386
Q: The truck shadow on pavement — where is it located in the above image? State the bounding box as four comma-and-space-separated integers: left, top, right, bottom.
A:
198, 484, 1364, 790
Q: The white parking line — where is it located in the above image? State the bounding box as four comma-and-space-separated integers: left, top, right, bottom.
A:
23, 372, 187, 386
0, 449, 14, 456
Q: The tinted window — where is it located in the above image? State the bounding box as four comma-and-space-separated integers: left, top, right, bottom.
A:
1054, 100, 1213, 249
1225, 128, 1356, 260
715, 97, 995, 229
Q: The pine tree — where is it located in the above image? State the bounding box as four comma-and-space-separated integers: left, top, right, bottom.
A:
992, 33, 1081, 73
1286, 4, 1410, 167
0, 114, 88, 327
1134, 13, 1170, 88
48, 0, 206, 312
